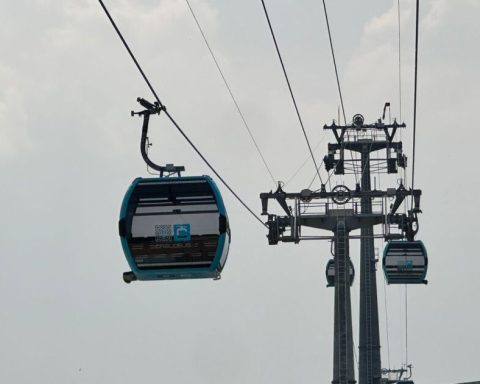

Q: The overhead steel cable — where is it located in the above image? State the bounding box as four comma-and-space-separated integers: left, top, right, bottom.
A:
397, 0, 403, 122
405, 1, 421, 367
321, 0, 346, 126
405, 285, 409, 367
383, 274, 392, 370
411, 0, 420, 202
260, 0, 324, 186
98, 0, 267, 228
284, 136, 326, 187
321, 0, 359, 185
185, 0, 277, 187
399, 3, 410, 369
397, 0, 408, 193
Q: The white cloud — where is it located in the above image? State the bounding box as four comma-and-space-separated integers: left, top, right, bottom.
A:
422, 0, 449, 32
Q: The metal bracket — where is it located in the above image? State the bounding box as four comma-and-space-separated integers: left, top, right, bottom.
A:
132, 97, 185, 176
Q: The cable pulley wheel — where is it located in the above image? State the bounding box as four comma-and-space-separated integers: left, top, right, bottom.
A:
331, 185, 351, 205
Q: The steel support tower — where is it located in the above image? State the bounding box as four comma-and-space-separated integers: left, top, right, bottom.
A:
260, 110, 422, 384
332, 219, 355, 384
358, 141, 381, 384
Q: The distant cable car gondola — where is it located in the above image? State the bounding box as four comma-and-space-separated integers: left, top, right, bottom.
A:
325, 258, 355, 287
383, 241, 427, 284
118, 98, 230, 283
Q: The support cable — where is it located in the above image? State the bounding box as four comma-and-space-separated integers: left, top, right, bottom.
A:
378, 172, 392, 370
324, 167, 335, 187
398, 286, 404, 368
410, 0, 420, 204
285, 136, 326, 187
383, 274, 391, 369
321, 0, 359, 184
397, 0, 403, 122
397, 0, 408, 191
321, 0, 346, 126
402, 6, 415, 359
185, 0, 277, 187
98, 0, 267, 228
405, 285, 409, 366
352, 276, 360, 370
260, 0, 324, 186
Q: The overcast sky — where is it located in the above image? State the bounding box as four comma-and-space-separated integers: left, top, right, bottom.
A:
1, 0, 479, 383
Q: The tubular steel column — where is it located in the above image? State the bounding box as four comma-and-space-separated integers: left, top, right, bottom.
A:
333, 219, 356, 384
358, 144, 382, 384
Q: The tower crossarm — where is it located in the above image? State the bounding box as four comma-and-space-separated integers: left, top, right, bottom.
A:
328, 141, 402, 154
299, 213, 385, 232
260, 186, 421, 215
260, 183, 421, 244
323, 119, 406, 145
265, 211, 412, 244
322, 115, 408, 176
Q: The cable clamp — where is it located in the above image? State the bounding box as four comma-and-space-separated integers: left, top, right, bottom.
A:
131, 97, 166, 116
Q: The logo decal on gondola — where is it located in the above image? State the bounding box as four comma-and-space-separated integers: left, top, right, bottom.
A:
173, 224, 191, 242
155, 224, 172, 242
397, 260, 413, 270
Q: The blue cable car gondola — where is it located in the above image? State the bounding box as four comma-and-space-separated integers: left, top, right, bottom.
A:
118, 98, 230, 283
325, 258, 355, 287
119, 176, 230, 282
383, 241, 427, 284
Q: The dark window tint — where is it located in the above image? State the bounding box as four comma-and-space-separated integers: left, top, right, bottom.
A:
125, 179, 222, 270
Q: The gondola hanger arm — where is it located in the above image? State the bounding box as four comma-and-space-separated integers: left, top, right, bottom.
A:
131, 97, 173, 174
